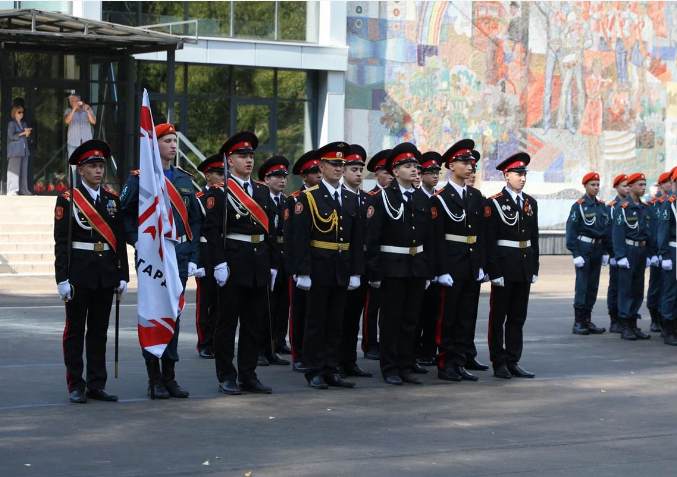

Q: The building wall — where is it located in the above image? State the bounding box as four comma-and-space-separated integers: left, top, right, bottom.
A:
344, 1, 677, 228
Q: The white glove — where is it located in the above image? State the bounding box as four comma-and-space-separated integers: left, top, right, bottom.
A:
610, 258, 617, 266
617, 257, 630, 269
431, 276, 438, 283
573, 256, 585, 268
369, 281, 381, 289
437, 274, 454, 287
662, 259, 673, 271
348, 275, 361, 291
296, 275, 312, 290
194, 267, 206, 278
491, 277, 505, 287
477, 268, 485, 282
214, 262, 229, 287
270, 269, 278, 291
601, 255, 609, 266
292, 275, 298, 282
482, 273, 491, 283
116, 280, 127, 298
650, 255, 660, 267
57, 280, 72, 301
645, 257, 651, 268
188, 262, 198, 277
532, 275, 538, 284
425, 280, 431, 290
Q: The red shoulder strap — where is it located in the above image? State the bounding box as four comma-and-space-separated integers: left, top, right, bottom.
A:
72, 189, 117, 253
165, 177, 193, 241
228, 179, 269, 233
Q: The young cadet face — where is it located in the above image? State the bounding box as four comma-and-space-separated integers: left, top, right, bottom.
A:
413, 168, 422, 188
466, 171, 476, 187
265, 174, 287, 195
630, 179, 646, 197
343, 164, 364, 189
228, 152, 254, 177
450, 159, 474, 180
505, 171, 527, 192
205, 170, 224, 187
375, 169, 393, 188
157, 134, 177, 163
615, 180, 630, 199
422, 170, 440, 189
320, 161, 344, 184
302, 170, 322, 188
393, 161, 418, 183
585, 180, 600, 198
660, 181, 672, 194
78, 161, 105, 187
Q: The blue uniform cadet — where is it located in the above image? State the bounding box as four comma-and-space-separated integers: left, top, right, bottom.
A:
656, 170, 677, 346
120, 123, 200, 399
565, 172, 609, 335
605, 173, 629, 333
612, 172, 652, 341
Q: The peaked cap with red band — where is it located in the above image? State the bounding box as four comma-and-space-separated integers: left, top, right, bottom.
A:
292, 149, 319, 176
582, 172, 600, 184
197, 153, 225, 175
496, 152, 530, 173
345, 144, 367, 166
219, 131, 258, 157
317, 141, 351, 165
471, 150, 480, 171
658, 171, 671, 184
442, 139, 475, 165
68, 139, 111, 166
155, 123, 177, 139
386, 142, 421, 173
627, 172, 645, 185
258, 155, 290, 181
672, 168, 677, 182
366, 149, 392, 173
613, 174, 628, 187
419, 151, 442, 171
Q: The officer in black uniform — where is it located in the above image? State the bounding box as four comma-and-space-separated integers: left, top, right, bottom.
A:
485, 153, 539, 379
365, 143, 435, 385
565, 172, 610, 335
362, 149, 393, 360
54, 139, 129, 403
257, 155, 291, 367
285, 149, 322, 372
657, 169, 677, 345
202, 131, 278, 395
194, 154, 225, 359
293, 142, 365, 389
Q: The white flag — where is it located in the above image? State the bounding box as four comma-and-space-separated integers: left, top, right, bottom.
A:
136, 89, 184, 358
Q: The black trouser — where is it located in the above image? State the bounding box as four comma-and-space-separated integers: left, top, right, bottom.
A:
259, 270, 289, 354
436, 278, 481, 370
289, 278, 308, 363
415, 282, 440, 360
465, 281, 482, 363
339, 280, 368, 368
380, 277, 426, 378
214, 283, 265, 383
488, 281, 531, 367
195, 271, 218, 352
303, 284, 348, 379
63, 285, 114, 392
142, 277, 187, 363
361, 285, 380, 353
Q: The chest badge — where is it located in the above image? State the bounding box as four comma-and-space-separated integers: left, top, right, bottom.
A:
107, 200, 117, 216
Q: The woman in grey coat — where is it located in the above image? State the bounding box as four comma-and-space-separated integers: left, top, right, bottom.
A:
7, 105, 32, 195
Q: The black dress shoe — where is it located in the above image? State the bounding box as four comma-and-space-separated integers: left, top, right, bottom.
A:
410, 362, 429, 374
86, 388, 119, 401
465, 358, 489, 371
293, 361, 309, 373
199, 348, 215, 359
342, 365, 373, 377
507, 363, 535, 378
69, 389, 87, 404
437, 368, 462, 382
364, 348, 380, 360
257, 355, 270, 366
453, 365, 479, 381
218, 380, 242, 395
163, 380, 189, 398
324, 373, 356, 388
572, 322, 590, 335
384, 375, 403, 385
415, 357, 436, 366
308, 375, 328, 389
266, 353, 290, 366
276, 343, 292, 355
240, 379, 273, 394
493, 363, 512, 379
399, 372, 422, 385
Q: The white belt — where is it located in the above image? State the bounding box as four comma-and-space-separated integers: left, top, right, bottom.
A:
445, 234, 477, 244
380, 245, 423, 256
497, 239, 531, 249
226, 233, 264, 244
625, 239, 646, 248
177, 234, 188, 244
72, 241, 110, 252
577, 235, 602, 245
669, 241, 676, 248
200, 236, 207, 243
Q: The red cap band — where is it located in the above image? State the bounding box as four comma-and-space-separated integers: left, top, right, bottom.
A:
204, 163, 224, 174
503, 160, 527, 171
452, 148, 473, 159
421, 159, 439, 169
345, 154, 363, 163
392, 152, 416, 168
265, 164, 287, 175
300, 159, 321, 173
78, 150, 105, 164
375, 159, 386, 169
228, 141, 254, 156
321, 151, 345, 160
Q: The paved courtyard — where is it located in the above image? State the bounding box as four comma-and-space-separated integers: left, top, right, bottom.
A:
1, 256, 676, 476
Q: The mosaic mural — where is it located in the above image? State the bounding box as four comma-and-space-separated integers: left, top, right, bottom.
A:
345, 1, 677, 227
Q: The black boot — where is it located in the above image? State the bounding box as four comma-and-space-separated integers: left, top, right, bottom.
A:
663, 319, 677, 346
585, 310, 606, 334
620, 319, 637, 341
649, 308, 662, 333
162, 360, 189, 398
630, 316, 651, 340
609, 308, 621, 333
145, 359, 170, 399
572, 308, 590, 335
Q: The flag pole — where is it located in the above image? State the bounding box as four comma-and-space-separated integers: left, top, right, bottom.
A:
222, 152, 229, 251
115, 290, 120, 378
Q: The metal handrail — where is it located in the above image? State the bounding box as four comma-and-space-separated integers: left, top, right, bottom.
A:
175, 131, 206, 191
139, 19, 199, 43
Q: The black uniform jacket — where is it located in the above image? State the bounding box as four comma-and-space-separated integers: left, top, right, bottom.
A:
485, 187, 540, 282
54, 184, 130, 288
195, 187, 212, 271
283, 185, 306, 277
271, 192, 288, 275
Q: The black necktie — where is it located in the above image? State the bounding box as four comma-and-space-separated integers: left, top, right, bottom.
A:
333, 191, 341, 211
274, 196, 280, 207
94, 195, 100, 209
404, 191, 414, 206
517, 196, 523, 210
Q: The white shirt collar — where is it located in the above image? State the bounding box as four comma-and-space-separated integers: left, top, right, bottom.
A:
322, 179, 342, 206
421, 187, 436, 198
82, 182, 100, 202
448, 180, 467, 198
398, 183, 415, 201
505, 186, 524, 203
232, 175, 251, 191
270, 192, 282, 202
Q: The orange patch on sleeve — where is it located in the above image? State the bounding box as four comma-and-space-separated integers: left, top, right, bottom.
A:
55, 206, 63, 220
206, 197, 215, 209
484, 205, 492, 218
431, 206, 438, 219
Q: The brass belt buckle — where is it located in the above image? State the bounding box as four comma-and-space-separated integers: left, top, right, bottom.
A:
251, 235, 261, 244
94, 243, 105, 252
519, 241, 528, 248
277, 236, 284, 244
467, 236, 476, 244
638, 240, 646, 248
409, 247, 418, 255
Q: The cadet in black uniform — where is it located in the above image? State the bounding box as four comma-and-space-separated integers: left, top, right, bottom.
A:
194, 154, 225, 359
202, 131, 278, 395
362, 149, 393, 360
432, 140, 487, 382
293, 142, 365, 389
54, 139, 129, 403
485, 153, 539, 379
365, 143, 435, 385
285, 150, 322, 372
257, 155, 291, 367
